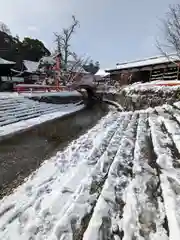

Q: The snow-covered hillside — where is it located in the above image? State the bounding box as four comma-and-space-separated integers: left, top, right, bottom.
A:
1, 101, 180, 239
0, 95, 84, 139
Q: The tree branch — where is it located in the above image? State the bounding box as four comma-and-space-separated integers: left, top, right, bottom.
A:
157, 4, 180, 60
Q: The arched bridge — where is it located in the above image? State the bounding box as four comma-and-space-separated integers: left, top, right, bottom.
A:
70, 76, 101, 105
70, 75, 123, 111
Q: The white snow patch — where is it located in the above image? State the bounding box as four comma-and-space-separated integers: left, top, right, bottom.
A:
20, 90, 81, 97
124, 80, 180, 94
0, 104, 84, 139
0, 112, 118, 240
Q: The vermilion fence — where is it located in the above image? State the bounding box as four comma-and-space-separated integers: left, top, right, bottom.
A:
153, 83, 180, 86
14, 84, 70, 93
142, 82, 180, 87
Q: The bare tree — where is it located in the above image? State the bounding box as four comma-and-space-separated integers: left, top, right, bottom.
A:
157, 4, 180, 64
0, 22, 11, 35
65, 53, 90, 84
54, 15, 89, 85
54, 16, 79, 74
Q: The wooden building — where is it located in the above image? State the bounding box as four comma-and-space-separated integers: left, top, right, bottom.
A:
0, 57, 15, 76
12, 60, 42, 84
0, 58, 16, 91
106, 54, 180, 86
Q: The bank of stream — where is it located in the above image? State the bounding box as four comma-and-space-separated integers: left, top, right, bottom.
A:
97, 87, 180, 111
0, 103, 108, 199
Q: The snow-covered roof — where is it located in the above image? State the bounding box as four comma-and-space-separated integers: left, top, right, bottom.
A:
23, 60, 39, 73
107, 54, 180, 72
95, 69, 110, 77
0, 58, 15, 65
39, 56, 56, 65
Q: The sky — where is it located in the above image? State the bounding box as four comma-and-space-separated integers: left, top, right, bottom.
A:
0, 0, 179, 68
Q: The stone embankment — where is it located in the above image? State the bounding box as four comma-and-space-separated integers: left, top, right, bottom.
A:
97, 86, 180, 111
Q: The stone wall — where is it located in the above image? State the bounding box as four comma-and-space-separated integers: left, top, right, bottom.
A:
97, 88, 180, 111
0, 103, 108, 198
30, 94, 82, 104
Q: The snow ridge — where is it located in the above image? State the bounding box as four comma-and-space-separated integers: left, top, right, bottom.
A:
1, 103, 180, 239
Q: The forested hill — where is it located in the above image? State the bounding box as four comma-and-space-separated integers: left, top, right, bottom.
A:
0, 31, 51, 64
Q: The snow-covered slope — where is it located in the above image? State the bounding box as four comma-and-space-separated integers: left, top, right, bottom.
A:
1, 104, 180, 239
0, 95, 84, 139
124, 80, 180, 94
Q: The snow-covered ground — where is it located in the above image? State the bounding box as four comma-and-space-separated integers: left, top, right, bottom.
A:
0, 94, 84, 139
0, 92, 20, 98
1, 101, 180, 239
0, 91, 81, 98
124, 80, 180, 94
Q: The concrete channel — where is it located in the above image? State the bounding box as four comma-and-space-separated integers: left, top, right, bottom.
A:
0, 102, 108, 199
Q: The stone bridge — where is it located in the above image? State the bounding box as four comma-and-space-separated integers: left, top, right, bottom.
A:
70, 75, 101, 105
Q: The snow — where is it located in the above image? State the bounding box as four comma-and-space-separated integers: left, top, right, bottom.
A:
84, 112, 134, 239
160, 174, 180, 240
149, 111, 180, 240
112, 54, 180, 71
20, 90, 81, 97
0, 92, 20, 98
2, 101, 180, 239
132, 80, 180, 86
0, 112, 118, 240
0, 91, 81, 99
0, 94, 84, 139
95, 69, 110, 77
0, 58, 15, 65
124, 80, 180, 94
23, 60, 39, 73
0, 104, 84, 139
39, 56, 56, 66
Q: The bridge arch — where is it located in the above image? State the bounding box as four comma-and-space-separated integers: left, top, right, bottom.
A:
74, 84, 96, 99
70, 75, 99, 105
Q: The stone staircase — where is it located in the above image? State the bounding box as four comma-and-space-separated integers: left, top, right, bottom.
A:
0, 96, 79, 127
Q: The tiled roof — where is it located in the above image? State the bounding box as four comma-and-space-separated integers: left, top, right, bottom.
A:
106, 54, 180, 72
95, 69, 110, 77
0, 58, 15, 65
23, 60, 39, 73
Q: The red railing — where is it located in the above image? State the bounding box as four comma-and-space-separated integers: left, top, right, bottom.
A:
14, 84, 68, 93
154, 83, 180, 86
143, 82, 180, 87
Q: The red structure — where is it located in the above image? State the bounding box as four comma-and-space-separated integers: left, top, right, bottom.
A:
53, 53, 61, 87
14, 84, 66, 93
